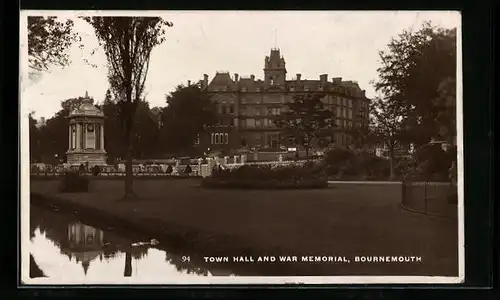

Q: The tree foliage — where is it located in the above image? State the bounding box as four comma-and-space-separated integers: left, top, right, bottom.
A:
373, 22, 457, 145
369, 97, 410, 178
160, 84, 217, 154
83, 16, 173, 198
28, 16, 79, 72
275, 93, 335, 157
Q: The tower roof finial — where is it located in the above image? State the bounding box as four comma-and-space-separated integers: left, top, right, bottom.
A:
85, 90, 89, 98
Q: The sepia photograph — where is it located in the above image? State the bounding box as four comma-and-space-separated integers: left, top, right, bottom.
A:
20, 10, 463, 285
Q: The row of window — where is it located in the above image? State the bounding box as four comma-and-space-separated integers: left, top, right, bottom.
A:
212, 86, 359, 96
240, 107, 282, 116
240, 118, 277, 129
211, 133, 229, 145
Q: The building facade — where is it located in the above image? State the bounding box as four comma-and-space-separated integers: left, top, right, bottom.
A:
198, 49, 370, 151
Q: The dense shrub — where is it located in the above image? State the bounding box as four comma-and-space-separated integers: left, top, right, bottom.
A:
324, 148, 355, 166
91, 165, 101, 176
59, 172, 89, 193
414, 144, 455, 177
184, 164, 192, 174
165, 165, 173, 174
203, 163, 328, 189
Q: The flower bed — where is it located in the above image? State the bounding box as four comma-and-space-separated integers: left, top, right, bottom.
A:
201, 164, 328, 189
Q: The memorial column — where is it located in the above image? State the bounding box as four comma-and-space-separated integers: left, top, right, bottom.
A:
100, 123, 105, 151
76, 122, 81, 150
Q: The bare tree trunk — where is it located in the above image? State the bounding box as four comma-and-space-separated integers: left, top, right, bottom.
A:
389, 146, 396, 180
122, 104, 137, 201
124, 251, 132, 277
124, 133, 135, 199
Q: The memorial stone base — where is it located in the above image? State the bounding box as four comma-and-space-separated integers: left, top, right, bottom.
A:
67, 151, 107, 167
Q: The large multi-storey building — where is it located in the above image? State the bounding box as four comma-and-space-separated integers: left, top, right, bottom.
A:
197, 48, 370, 152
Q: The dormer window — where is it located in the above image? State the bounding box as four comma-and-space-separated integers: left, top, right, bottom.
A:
289, 86, 295, 91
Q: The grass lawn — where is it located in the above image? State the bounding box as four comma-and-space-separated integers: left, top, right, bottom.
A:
29, 178, 459, 276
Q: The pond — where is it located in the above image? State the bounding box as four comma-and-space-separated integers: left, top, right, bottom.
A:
28, 204, 236, 282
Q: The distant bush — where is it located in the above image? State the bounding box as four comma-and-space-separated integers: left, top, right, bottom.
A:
59, 172, 89, 193
91, 165, 101, 176
412, 143, 456, 180
203, 164, 328, 189
165, 165, 173, 174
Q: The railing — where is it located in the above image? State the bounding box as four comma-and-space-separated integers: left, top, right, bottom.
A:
401, 180, 458, 219
30, 159, 318, 179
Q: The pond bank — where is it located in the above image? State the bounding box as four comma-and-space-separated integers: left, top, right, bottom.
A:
29, 179, 459, 276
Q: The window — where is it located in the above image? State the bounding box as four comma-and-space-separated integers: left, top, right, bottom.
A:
336, 119, 341, 127
289, 86, 295, 91
240, 108, 246, 116
246, 118, 255, 128
221, 105, 226, 114
337, 107, 341, 117
343, 108, 347, 118
348, 99, 352, 108
215, 133, 219, 144
318, 85, 323, 90
195, 133, 200, 145
234, 118, 238, 126
211, 133, 214, 144
241, 87, 247, 92
270, 77, 274, 85
225, 133, 229, 144
348, 109, 352, 119
229, 105, 234, 114
256, 88, 261, 92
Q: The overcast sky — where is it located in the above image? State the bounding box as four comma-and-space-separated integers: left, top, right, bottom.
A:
21, 10, 460, 120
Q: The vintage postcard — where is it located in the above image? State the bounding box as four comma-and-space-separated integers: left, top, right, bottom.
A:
20, 10, 464, 285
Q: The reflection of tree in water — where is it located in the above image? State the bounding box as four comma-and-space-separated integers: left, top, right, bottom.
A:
164, 253, 209, 276
30, 253, 46, 278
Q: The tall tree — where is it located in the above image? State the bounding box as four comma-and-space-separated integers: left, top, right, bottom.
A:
369, 97, 410, 179
29, 112, 42, 162
433, 77, 457, 144
28, 16, 79, 72
84, 17, 173, 200
274, 93, 335, 158
132, 100, 162, 158
160, 84, 217, 155
373, 22, 456, 145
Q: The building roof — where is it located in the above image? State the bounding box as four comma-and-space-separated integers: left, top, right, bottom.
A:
68, 94, 104, 118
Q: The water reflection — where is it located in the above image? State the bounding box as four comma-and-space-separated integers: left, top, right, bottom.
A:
28, 205, 234, 281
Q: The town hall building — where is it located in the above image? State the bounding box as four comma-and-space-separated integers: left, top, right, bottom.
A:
196, 48, 370, 152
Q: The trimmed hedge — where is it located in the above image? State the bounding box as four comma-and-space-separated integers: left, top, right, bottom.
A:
202, 164, 328, 189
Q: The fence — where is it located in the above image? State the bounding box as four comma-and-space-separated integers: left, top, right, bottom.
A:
401, 180, 458, 219
30, 158, 315, 179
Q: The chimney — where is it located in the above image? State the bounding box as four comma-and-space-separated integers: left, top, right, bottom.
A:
250, 74, 255, 81
332, 77, 342, 84
296, 73, 301, 81
320, 74, 328, 83
361, 90, 366, 97
234, 73, 239, 81
187, 80, 191, 86
203, 74, 208, 87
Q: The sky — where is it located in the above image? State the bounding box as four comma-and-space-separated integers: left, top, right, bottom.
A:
21, 10, 460, 120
